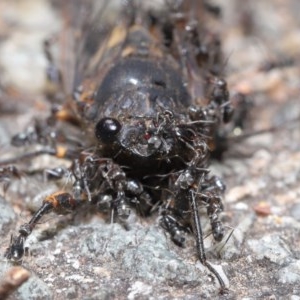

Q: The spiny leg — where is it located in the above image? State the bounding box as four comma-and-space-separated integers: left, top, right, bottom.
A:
4, 192, 82, 261
189, 189, 228, 294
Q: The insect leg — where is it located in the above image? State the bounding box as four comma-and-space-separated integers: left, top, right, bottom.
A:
4, 191, 82, 261
189, 189, 228, 294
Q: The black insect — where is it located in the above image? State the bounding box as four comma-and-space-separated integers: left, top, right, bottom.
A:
2, 0, 233, 294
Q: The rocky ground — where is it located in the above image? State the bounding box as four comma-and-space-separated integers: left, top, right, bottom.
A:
0, 0, 300, 299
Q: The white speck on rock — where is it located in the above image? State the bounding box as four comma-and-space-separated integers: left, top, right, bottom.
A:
278, 260, 300, 284
127, 281, 153, 300
247, 234, 292, 265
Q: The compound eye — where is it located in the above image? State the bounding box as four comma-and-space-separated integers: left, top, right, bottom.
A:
95, 118, 121, 143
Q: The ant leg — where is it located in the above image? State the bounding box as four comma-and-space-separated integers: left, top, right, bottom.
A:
4, 191, 82, 261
